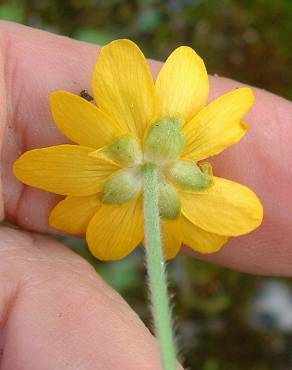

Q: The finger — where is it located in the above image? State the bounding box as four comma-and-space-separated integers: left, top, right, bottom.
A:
0, 226, 182, 370
1, 21, 291, 275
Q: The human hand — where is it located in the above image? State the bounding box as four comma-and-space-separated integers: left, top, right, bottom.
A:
0, 20, 291, 369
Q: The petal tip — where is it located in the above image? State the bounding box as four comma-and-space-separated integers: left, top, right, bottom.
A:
101, 38, 141, 54
164, 247, 181, 260
238, 87, 256, 106
12, 157, 21, 179
12, 153, 30, 181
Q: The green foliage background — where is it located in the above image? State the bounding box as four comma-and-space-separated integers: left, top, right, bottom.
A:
1, 1, 292, 369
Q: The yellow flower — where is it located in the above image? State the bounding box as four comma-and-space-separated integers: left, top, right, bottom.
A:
13, 39, 263, 260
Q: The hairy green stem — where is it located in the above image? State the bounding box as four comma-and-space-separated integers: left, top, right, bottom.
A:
143, 163, 177, 370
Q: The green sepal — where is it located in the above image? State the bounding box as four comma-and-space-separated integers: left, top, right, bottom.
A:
158, 181, 181, 219
102, 168, 142, 204
144, 117, 185, 162
90, 135, 142, 167
166, 160, 211, 192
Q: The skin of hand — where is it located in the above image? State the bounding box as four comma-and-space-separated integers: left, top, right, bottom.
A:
0, 20, 291, 369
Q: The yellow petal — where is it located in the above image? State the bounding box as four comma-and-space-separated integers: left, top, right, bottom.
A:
92, 39, 157, 138
13, 145, 119, 196
181, 176, 263, 236
86, 198, 143, 260
49, 195, 101, 234
161, 217, 182, 259
181, 216, 228, 253
155, 46, 209, 122
183, 88, 255, 161
50, 91, 121, 148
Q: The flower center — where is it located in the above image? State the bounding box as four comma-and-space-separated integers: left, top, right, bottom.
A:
92, 117, 211, 219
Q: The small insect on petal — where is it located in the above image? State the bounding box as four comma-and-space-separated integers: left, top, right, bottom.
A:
80, 90, 94, 102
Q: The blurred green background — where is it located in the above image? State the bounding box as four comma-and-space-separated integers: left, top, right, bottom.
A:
1, 0, 292, 369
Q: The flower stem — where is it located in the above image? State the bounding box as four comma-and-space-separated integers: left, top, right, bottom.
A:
143, 163, 177, 370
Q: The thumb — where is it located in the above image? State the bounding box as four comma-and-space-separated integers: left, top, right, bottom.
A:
0, 226, 183, 370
